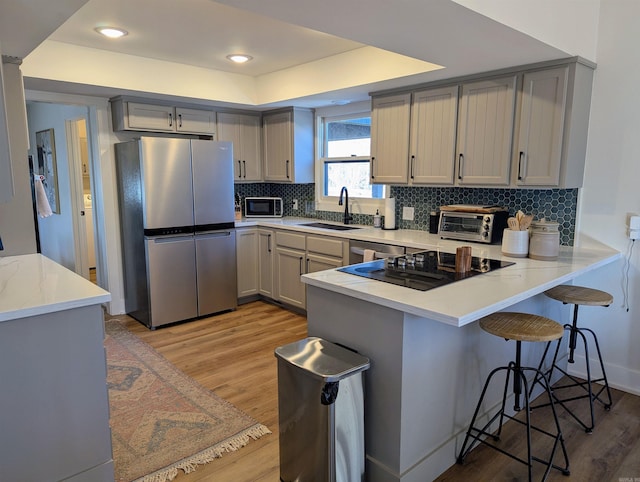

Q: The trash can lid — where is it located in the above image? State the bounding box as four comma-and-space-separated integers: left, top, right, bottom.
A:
274, 337, 370, 382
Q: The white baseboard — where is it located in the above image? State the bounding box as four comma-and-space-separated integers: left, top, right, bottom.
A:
567, 353, 640, 397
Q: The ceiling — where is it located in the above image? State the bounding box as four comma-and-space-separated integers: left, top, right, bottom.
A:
1, 0, 573, 109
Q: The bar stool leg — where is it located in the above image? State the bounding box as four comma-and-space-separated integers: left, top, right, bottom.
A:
457, 341, 570, 481
530, 306, 613, 433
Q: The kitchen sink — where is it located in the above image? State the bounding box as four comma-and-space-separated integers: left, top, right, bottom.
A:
300, 222, 362, 231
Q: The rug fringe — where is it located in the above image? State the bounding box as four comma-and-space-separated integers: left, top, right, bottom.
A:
136, 424, 272, 482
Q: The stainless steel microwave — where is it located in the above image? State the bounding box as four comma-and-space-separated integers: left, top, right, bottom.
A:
244, 197, 284, 217
438, 210, 509, 244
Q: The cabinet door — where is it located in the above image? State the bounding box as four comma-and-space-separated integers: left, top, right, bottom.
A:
217, 113, 244, 180
306, 253, 343, 273
457, 76, 516, 185
236, 228, 259, 297
515, 67, 568, 186
239, 114, 263, 181
219, 112, 262, 181
263, 111, 292, 182
176, 107, 216, 135
275, 247, 306, 309
370, 93, 411, 184
258, 229, 274, 298
127, 102, 175, 132
410, 86, 458, 185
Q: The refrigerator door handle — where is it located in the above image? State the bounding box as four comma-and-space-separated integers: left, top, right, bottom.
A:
147, 234, 194, 243
195, 231, 232, 238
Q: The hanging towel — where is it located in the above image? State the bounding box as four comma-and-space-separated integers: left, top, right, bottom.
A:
363, 249, 376, 262
34, 174, 53, 218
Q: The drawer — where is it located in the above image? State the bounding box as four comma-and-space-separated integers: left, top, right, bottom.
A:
276, 230, 306, 250
307, 235, 345, 258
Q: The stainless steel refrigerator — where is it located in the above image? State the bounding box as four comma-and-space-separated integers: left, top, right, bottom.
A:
115, 137, 237, 329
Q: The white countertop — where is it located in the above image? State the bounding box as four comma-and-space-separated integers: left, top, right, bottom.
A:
303, 242, 620, 327
241, 217, 620, 326
0, 254, 111, 322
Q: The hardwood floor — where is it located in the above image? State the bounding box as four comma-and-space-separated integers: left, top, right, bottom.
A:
110, 301, 640, 482
113, 300, 306, 482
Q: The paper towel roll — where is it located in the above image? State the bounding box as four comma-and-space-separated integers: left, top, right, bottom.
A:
383, 198, 396, 230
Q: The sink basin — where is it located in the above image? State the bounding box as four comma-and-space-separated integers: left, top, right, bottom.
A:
300, 222, 361, 231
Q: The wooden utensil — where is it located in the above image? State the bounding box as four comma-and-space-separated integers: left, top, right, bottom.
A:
507, 217, 519, 230
519, 214, 533, 231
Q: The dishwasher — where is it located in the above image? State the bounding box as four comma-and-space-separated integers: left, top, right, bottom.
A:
348, 240, 406, 264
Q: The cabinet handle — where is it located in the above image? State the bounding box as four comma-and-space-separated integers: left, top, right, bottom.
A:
178, 113, 183, 128
299, 256, 304, 275
410, 155, 415, 179
286, 160, 290, 179
237, 160, 242, 178
268, 234, 271, 253
306, 257, 310, 272
518, 151, 524, 180
168, 113, 173, 127
242, 160, 246, 178
458, 153, 464, 180
370, 157, 375, 180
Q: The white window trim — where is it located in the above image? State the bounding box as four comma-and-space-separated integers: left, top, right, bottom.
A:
314, 101, 387, 216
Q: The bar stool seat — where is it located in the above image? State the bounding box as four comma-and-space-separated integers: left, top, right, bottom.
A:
457, 312, 570, 481
544, 285, 613, 307
530, 285, 613, 433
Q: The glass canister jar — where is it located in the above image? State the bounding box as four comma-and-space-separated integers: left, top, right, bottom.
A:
528, 220, 560, 260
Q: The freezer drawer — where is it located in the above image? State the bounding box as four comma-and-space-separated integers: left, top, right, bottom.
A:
195, 230, 237, 316
145, 236, 198, 327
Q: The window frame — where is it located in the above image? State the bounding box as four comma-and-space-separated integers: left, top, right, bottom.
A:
314, 101, 386, 215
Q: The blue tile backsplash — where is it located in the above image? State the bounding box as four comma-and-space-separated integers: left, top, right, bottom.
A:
234, 184, 578, 246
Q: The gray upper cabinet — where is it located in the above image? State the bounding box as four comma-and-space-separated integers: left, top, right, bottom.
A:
370, 58, 594, 189
217, 112, 262, 182
409, 85, 458, 185
370, 93, 411, 184
263, 107, 314, 183
456, 75, 517, 186
513, 63, 593, 188
111, 99, 216, 136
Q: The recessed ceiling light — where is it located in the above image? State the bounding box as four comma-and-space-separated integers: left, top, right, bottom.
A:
226, 54, 253, 64
95, 27, 128, 39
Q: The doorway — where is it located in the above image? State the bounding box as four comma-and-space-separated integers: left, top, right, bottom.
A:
66, 117, 98, 283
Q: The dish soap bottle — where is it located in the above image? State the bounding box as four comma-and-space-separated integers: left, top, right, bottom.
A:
373, 209, 381, 228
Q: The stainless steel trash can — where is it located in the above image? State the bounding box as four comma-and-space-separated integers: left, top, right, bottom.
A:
275, 337, 370, 482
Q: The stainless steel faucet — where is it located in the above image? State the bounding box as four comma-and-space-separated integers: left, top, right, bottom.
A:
338, 186, 353, 224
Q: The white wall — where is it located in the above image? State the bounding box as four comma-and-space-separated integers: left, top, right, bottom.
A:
26, 101, 88, 271
572, 0, 640, 394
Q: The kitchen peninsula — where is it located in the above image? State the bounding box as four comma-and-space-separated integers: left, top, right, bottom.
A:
0, 254, 114, 481
299, 233, 620, 482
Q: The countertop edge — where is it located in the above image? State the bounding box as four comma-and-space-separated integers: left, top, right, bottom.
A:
302, 250, 621, 327
0, 254, 112, 323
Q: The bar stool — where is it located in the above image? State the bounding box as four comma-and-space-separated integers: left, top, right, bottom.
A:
457, 312, 570, 482
530, 285, 613, 433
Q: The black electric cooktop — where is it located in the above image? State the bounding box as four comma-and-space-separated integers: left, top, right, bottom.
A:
338, 250, 515, 292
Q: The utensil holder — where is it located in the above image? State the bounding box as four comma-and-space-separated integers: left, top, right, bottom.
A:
501, 229, 529, 258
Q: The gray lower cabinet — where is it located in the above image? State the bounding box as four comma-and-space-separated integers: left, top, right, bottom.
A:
258, 228, 275, 298
0, 304, 114, 481
275, 231, 307, 309
236, 227, 348, 309
236, 227, 259, 298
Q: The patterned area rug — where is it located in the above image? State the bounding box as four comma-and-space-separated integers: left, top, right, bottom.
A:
105, 320, 271, 482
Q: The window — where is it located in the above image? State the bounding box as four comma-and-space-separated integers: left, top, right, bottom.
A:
316, 103, 385, 212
